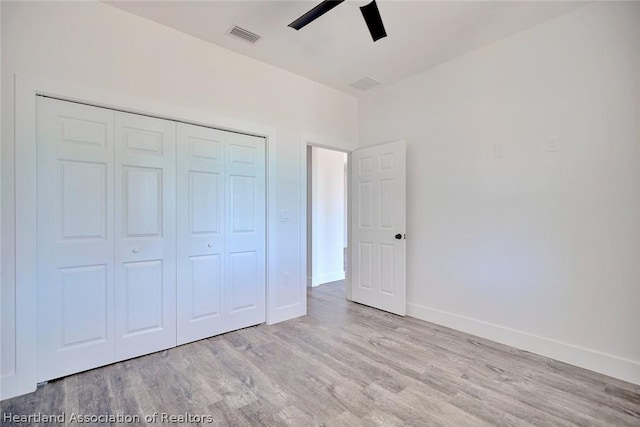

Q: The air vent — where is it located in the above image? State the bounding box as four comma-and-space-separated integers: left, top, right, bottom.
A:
350, 77, 382, 91
227, 25, 261, 45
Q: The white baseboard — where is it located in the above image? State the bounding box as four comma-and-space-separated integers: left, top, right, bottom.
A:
310, 271, 345, 287
407, 302, 640, 386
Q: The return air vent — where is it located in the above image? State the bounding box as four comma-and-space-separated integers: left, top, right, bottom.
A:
350, 77, 382, 91
227, 25, 262, 45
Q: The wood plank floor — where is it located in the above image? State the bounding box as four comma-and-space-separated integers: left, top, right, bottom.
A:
2, 281, 639, 426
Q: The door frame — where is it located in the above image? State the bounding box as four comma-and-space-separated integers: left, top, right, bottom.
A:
7, 73, 278, 399
301, 133, 356, 303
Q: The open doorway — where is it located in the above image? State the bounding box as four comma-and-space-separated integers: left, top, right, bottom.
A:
306, 146, 348, 292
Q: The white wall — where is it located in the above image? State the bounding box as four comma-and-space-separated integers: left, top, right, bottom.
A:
1, 0, 356, 399
0, 0, 4, 393
359, 2, 640, 384
310, 147, 346, 286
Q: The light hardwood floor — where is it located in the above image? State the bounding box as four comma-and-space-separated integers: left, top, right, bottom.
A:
2, 281, 639, 426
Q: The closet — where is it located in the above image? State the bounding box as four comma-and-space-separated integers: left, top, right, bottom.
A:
36, 97, 265, 382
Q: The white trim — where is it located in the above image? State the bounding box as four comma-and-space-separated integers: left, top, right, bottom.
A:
301, 132, 354, 154
265, 129, 280, 325
299, 139, 308, 312
1, 75, 39, 400
345, 151, 352, 301
5, 73, 282, 399
407, 302, 640, 386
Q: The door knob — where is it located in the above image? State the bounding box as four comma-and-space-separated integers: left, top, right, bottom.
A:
395, 234, 402, 240
132, 248, 139, 254
207, 242, 213, 248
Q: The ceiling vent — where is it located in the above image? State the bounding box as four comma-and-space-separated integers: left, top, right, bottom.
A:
350, 76, 382, 91
227, 25, 261, 45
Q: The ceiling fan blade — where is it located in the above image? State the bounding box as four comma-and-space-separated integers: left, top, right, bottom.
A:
360, 0, 387, 42
288, 0, 345, 30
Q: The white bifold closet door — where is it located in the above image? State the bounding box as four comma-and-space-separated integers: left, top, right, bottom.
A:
37, 97, 117, 381
176, 123, 266, 345
37, 98, 177, 380
114, 112, 177, 361
37, 97, 265, 382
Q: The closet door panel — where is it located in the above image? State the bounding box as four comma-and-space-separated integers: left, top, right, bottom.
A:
115, 112, 176, 360
122, 166, 163, 237
177, 123, 227, 345
37, 97, 116, 381
225, 132, 266, 330
190, 254, 222, 318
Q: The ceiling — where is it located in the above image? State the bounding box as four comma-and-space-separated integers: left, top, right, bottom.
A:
105, 1, 586, 97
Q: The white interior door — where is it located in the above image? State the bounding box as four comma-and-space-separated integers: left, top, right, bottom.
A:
37, 97, 116, 381
176, 123, 227, 344
351, 140, 406, 315
114, 112, 176, 360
